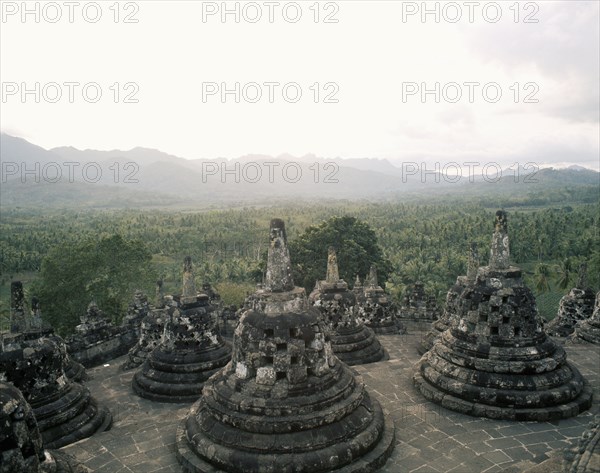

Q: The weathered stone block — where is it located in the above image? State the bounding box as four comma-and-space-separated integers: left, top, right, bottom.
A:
235, 361, 252, 380
176, 219, 395, 473
413, 211, 593, 421
287, 365, 307, 384
273, 353, 291, 372
256, 366, 276, 385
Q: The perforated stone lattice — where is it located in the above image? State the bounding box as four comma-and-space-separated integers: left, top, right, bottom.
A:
413, 211, 593, 421
418, 275, 469, 355
397, 281, 441, 322
572, 291, 600, 346
233, 315, 334, 387
355, 265, 405, 335
309, 248, 388, 367
0, 381, 88, 473
132, 257, 231, 403
457, 279, 542, 340
0, 334, 112, 449
176, 219, 395, 473
66, 302, 135, 369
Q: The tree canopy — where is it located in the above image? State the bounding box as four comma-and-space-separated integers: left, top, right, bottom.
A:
32, 234, 156, 334
288, 216, 392, 292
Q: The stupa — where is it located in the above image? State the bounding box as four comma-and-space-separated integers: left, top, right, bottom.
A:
218, 304, 238, 339
0, 334, 112, 448
397, 282, 441, 323
48, 333, 87, 383
352, 274, 363, 296
0, 381, 89, 473
121, 290, 151, 337
356, 265, 405, 335
309, 247, 387, 366
176, 219, 395, 473
417, 243, 479, 355
66, 302, 136, 368
132, 257, 231, 403
547, 264, 596, 337
572, 291, 600, 345
9, 281, 27, 332
8, 282, 87, 382
563, 414, 600, 473
201, 282, 221, 307
413, 211, 593, 421
121, 281, 168, 371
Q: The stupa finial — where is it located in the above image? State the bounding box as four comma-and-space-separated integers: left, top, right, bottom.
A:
182, 256, 196, 302
467, 242, 479, 282
155, 279, 164, 308
265, 218, 294, 292
10, 281, 26, 333
577, 263, 589, 290
367, 265, 378, 288
489, 210, 510, 269
326, 246, 340, 283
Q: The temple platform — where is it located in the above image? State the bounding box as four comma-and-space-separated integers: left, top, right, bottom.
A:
61, 331, 600, 473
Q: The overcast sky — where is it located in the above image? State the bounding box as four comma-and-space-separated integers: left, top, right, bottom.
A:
1, 1, 598, 169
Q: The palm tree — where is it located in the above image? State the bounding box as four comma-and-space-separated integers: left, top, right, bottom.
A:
555, 258, 574, 290
534, 263, 552, 293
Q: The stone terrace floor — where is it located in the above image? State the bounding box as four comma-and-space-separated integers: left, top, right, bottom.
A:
61, 331, 600, 473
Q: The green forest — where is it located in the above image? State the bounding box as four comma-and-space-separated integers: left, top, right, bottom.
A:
1, 199, 598, 334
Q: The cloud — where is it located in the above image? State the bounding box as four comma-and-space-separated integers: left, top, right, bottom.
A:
464, 2, 599, 124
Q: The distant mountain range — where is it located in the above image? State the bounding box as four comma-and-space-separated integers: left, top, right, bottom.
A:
1, 133, 598, 209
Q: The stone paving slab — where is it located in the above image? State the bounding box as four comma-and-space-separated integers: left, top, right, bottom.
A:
60, 332, 600, 473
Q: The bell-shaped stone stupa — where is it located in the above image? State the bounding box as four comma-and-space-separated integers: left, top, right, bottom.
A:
547, 263, 596, 337
0, 334, 112, 449
8, 282, 86, 382
132, 258, 231, 403
418, 243, 479, 355
572, 291, 600, 346
413, 211, 593, 421
121, 281, 169, 371
176, 218, 395, 473
0, 381, 89, 473
356, 265, 404, 335
309, 247, 387, 366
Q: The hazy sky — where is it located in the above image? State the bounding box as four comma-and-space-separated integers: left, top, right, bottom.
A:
1, 1, 599, 169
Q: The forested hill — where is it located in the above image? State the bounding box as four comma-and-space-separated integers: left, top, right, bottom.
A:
1, 203, 598, 333
1, 133, 598, 209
